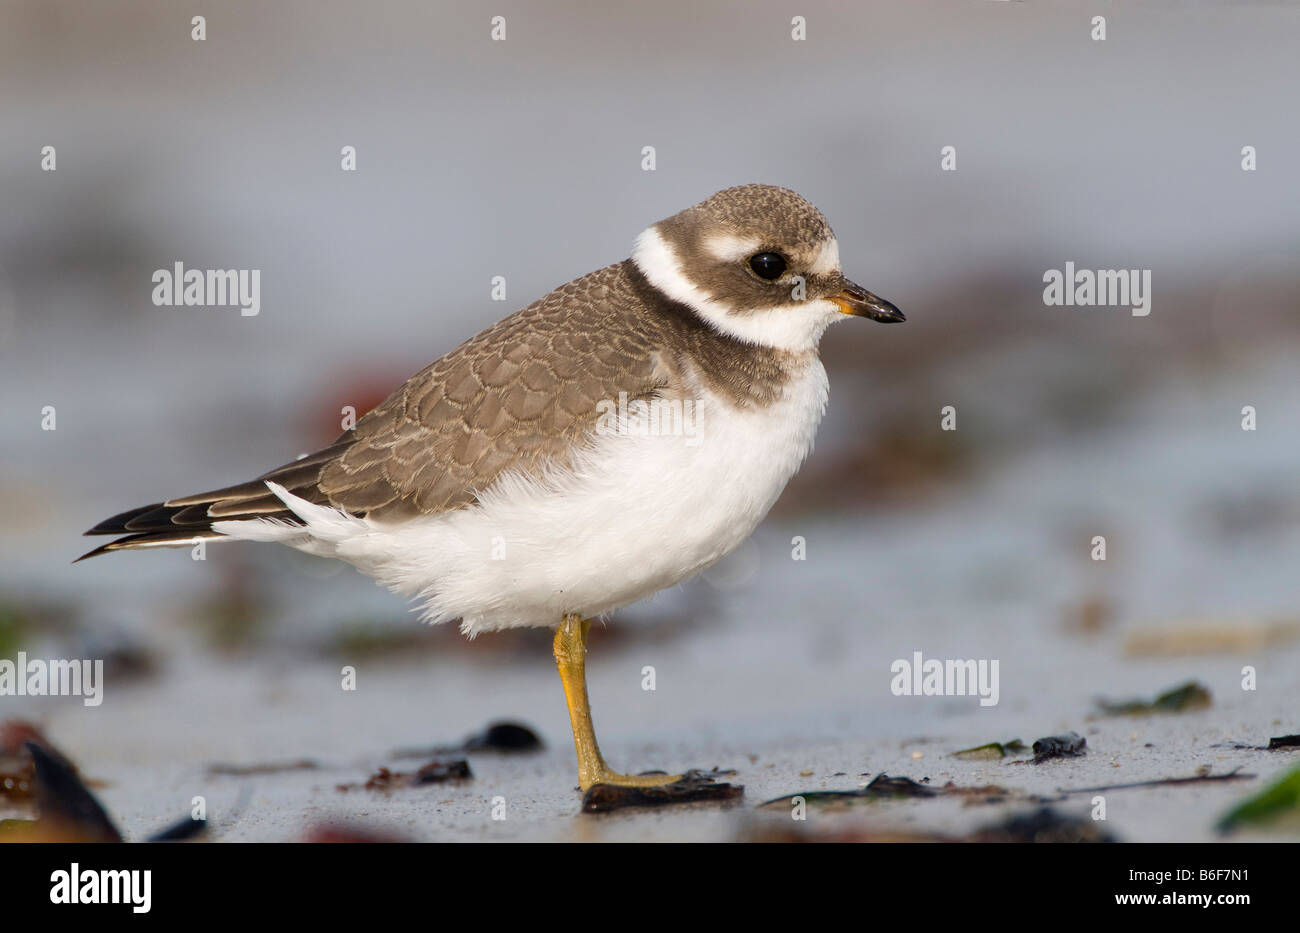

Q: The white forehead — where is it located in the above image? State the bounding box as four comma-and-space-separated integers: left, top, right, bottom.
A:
809, 237, 840, 275
703, 232, 841, 274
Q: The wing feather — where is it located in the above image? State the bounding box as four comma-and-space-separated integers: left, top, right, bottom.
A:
80, 261, 667, 559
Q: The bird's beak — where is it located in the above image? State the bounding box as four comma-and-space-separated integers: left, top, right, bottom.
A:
828, 280, 905, 323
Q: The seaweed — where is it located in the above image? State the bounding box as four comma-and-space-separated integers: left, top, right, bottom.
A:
1096, 680, 1212, 716
1217, 764, 1300, 833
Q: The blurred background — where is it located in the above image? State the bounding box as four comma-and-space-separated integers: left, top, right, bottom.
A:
1, 1, 1298, 841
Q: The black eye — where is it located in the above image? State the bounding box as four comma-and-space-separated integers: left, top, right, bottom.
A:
748, 252, 787, 280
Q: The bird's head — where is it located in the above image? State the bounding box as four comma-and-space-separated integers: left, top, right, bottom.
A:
632, 184, 903, 351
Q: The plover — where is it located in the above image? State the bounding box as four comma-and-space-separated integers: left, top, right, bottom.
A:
81, 185, 903, 792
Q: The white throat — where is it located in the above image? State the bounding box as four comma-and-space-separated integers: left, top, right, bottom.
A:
631, 225, 843, 352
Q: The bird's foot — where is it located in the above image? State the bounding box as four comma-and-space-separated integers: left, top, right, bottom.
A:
580, 768, 744, 813
585, 768, 683, 789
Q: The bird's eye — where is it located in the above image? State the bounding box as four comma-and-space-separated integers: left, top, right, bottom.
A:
748, 252, 787, 280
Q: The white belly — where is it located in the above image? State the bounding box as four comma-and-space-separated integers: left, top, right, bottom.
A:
218, 362, 829, 635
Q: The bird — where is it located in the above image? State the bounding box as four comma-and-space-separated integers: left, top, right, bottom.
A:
80, 184, 904, 793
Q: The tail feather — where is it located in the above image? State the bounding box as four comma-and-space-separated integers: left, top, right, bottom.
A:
78, 441, 352, 562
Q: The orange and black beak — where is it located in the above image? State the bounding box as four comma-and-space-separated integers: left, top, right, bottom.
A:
829, 280, 905, 323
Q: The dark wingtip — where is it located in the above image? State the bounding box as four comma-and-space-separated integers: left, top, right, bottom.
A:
84, 502, 166, 536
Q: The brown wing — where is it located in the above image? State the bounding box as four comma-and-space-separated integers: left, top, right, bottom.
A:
320, 267, 665, 520
79, 262, 665, 559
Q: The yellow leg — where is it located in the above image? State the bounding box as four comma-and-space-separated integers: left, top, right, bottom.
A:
553, 613, 682, 791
